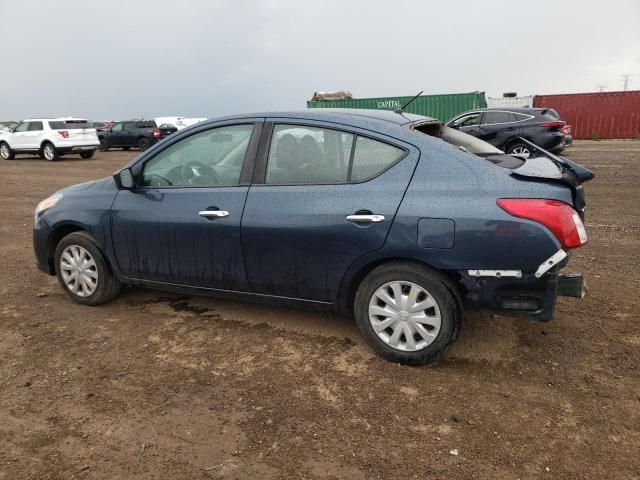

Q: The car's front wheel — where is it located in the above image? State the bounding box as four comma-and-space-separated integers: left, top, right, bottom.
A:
99, 139, 109, 152
0, 142, 15, 160
54, 232, 121, 306
354, 262, 462, 365
42, 142, 59, 161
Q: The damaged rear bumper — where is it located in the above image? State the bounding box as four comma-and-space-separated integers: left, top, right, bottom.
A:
460, 250, 585, 321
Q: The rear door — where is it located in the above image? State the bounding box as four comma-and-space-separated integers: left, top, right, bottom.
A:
475, 111, 520, 148
111, 120, 262, 290
24, 121, 44, 149
241, 120, 419, 302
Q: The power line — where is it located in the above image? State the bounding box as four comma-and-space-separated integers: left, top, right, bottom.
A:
620, 74, 633, 91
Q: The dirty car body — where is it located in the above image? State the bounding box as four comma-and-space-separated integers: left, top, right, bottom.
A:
33, 109, 592, 364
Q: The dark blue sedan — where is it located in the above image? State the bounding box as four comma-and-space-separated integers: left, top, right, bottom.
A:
33, 109, 593, 364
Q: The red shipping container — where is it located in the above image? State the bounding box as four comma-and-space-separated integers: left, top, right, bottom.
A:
533, 91, 640, 139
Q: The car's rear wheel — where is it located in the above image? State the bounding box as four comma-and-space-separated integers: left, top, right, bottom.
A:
80, 151, 94, 159
0, 142, 14, 160
42, 142, 59, 161
506, 142, 532, 159
99, 139, 108, 152
54, 232, 121, 306
138, 138, 150, 151
354, 262, 462, 365
123, 146, 131, 151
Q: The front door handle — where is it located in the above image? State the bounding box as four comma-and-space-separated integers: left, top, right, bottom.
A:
199, 210, 229, 219
346, 214, 385, 224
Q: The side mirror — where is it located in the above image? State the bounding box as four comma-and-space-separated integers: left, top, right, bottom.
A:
114, 168, 135, 189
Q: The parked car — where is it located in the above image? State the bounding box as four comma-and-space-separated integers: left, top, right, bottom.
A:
0, 118, 99, 160
92, 121, 113, 134
33, 109, 593, 364
98, 120, 177, 151
446, 108, 572, 158
155, 117, 208, 130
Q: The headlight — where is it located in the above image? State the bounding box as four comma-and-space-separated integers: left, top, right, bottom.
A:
34, 193, 63, 224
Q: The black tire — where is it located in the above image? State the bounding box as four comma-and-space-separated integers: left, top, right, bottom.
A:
54, 231, 121, 306
138, 137, 150, 151
42, 142, 59, 161
80, 151, 94, 159
506, 141, 534, 158
123, 146, 131, 151
99, 139, 109, 152
0, 142, 15, 160
354, 262, 462, 365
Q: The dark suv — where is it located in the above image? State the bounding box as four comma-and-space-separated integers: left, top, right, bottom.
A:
98, 120, 177, 152
446, 108, 572, 158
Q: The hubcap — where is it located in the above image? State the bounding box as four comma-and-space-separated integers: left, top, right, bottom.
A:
44, 145, 54, 160
368, 281, 441, 352
0, 145, 8, 158
59, 245, 98, 297
511, 146, 530, 158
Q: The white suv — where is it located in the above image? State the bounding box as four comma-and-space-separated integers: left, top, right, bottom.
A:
0, 118, 100, 161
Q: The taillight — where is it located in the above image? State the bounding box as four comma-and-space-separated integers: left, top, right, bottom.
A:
497, 198, 588, 249
561, 125, 571, 135
57, 130, 69, 139
539, 121, 565, 129
153, 129, 161, 138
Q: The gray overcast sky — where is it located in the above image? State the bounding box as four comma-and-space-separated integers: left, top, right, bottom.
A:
1, 0, 639, 120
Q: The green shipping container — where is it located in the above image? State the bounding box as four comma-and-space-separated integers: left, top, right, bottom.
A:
307, 92, 487, 122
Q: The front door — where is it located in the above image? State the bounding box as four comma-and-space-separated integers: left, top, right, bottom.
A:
11, 121, 29, 149
241, 121, 419, 302
110, 121, 261, 291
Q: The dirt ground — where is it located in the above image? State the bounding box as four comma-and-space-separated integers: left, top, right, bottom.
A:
1, 140, 639, 480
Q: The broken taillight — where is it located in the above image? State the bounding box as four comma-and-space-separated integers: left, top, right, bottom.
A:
497, 198, 588, 249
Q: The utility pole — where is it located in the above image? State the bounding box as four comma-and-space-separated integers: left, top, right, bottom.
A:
620, 74, 632, 91
596, 83, 607, 92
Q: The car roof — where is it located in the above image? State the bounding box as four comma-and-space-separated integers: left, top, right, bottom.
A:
460, 107, 550, 114
200, 109, 433, 128
21, 117, 89, 122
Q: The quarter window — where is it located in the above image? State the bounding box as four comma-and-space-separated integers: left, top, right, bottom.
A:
141, 124, 253, 187
266, 125, 353, 184
351, 137, 405, 181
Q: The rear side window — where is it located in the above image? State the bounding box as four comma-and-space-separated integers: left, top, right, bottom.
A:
265, 124, 405, 185
350, 137, 404, 181
48, 120, 92, 130
266, 125, 353, 184
482, 112, 517, 124
28, 121, 43, 131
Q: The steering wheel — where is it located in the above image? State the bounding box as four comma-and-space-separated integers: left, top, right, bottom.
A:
179, 161, 221, 186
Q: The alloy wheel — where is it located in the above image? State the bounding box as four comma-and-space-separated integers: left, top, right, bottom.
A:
368, 281, 441, 352
44, 144, 55, 160
59, 245, 99, 297
511, 146, 531, 158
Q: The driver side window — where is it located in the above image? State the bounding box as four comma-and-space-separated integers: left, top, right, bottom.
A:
141, 124, 254, 187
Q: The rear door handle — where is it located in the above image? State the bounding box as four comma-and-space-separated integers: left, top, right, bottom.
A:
346, 214, 385, 224
199, 210, 229, 219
